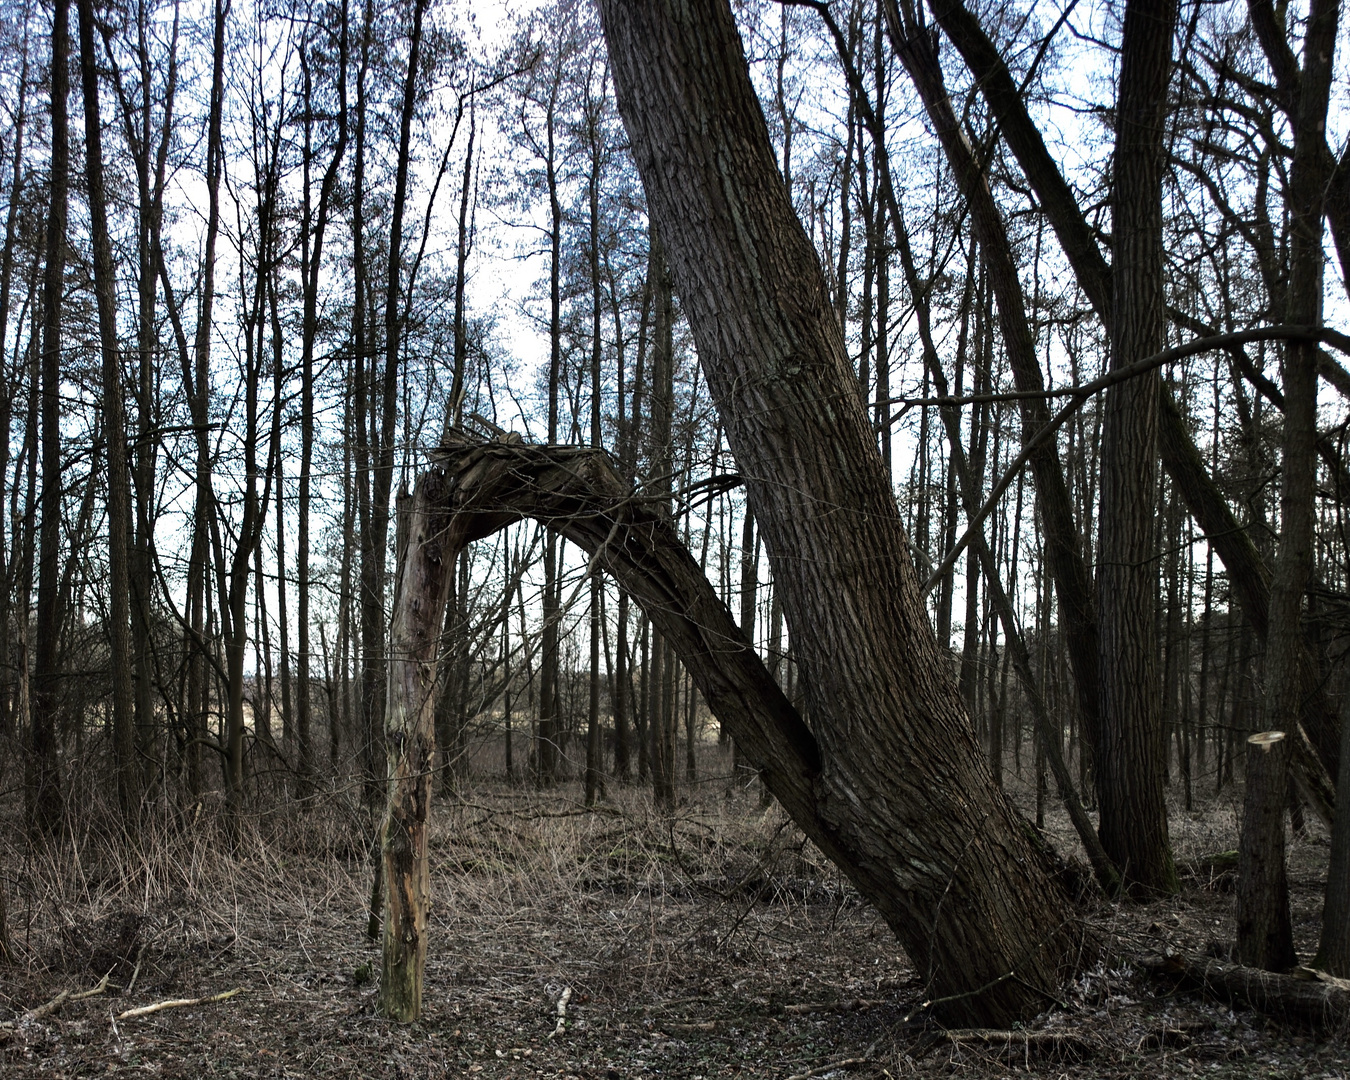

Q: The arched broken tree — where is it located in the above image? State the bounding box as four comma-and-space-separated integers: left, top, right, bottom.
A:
376, 0, 1091, 1032
377, 435, 1088, 1026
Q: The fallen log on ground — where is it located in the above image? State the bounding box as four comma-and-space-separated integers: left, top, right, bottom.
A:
1144, 953, 1350, 1027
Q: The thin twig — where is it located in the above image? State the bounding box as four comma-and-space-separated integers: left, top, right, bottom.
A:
125, 941, 148, 996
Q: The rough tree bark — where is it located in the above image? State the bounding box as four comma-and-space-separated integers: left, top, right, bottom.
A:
595, 0, 1084, 1023
1094, 0, 1179, 896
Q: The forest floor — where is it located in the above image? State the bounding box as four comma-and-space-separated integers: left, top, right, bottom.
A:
1, 745, 1346, 1079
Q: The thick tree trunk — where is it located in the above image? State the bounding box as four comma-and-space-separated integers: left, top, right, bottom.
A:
1094, 0, 1179, 896
1145, 952, 1350, 1027
1237, 735, 1297, 970
596, 0, 1084, 1025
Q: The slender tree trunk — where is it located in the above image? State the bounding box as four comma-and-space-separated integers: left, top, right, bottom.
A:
585, 100, 605, 806
536, 83, 565, 788
933, 0, 1341, 793
78, 0, 137, 825
1316, 683, 1350, 973
295, 10, 348, 797
275, 416, 293, 760
184, 0, 229, 805
352, 0, 379, 798
30, 0, 71, 834
373, 0, 434, 1013
1242, 0, 1339, 970
0, 42, 29, 746
887, 9, 1100, 760
636, 617, 650, 781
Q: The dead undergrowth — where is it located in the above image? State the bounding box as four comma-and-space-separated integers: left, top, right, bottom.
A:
1, 749, 1346, 1079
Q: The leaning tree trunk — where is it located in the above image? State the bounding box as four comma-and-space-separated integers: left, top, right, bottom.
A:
591, 0, 1082, 1025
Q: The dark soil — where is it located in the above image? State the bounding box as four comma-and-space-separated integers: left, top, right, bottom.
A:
2, 755, 1346, 1079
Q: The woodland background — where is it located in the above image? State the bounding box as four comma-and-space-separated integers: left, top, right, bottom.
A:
1, 0, 1349, 1073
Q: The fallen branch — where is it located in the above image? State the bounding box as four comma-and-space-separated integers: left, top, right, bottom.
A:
1144, 953, 1350, 1027
117, 988, 243, 1020
20, 972, 113, 1024
125, 942, 148, 996
21, 990, 70, 1023
668, 1020, 719, 1032
547, 986, 572, 1039
783, 998, 882, 1015
71, 974, 110, 1001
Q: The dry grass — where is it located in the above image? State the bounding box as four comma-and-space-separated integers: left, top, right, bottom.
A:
0, 743, 1346, 1078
